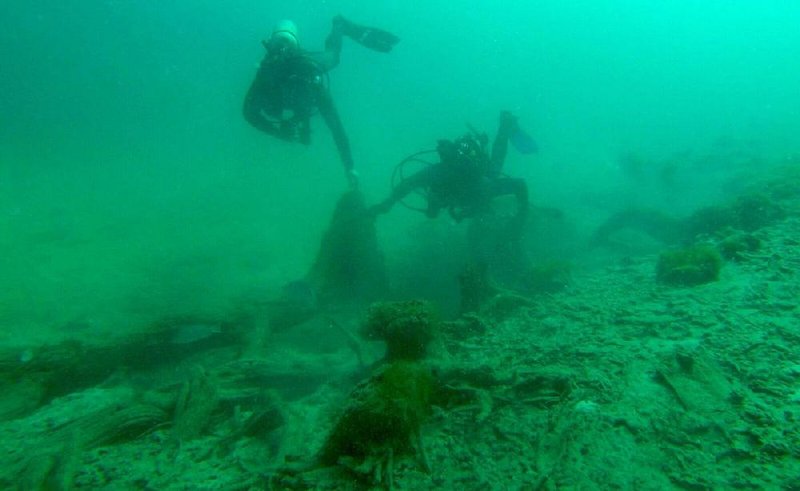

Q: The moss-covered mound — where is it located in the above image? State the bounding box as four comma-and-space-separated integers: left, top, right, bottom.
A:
717, 230, 761, 261
656, 244, 723, 286
685, 192, 785, 239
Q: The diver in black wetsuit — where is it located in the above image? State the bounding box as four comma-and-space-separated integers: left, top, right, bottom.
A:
243, 17, 399, 188
370, 111, 529, 237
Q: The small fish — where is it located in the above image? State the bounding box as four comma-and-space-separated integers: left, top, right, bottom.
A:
20, 349, 34, 363
170, 323, 222, 345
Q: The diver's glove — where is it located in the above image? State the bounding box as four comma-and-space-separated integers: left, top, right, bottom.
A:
346, 169, 360, 189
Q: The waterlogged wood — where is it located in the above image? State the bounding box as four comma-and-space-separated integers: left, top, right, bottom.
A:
17, 403, 168, 490
0, 321, 246, 419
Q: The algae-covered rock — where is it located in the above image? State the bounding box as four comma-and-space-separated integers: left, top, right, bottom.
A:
361, 300, 437, 361
317, 361, 433, 476
656, 244, 723, 286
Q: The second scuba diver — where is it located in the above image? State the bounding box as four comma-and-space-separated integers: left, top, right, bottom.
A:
370, 111, 530, 239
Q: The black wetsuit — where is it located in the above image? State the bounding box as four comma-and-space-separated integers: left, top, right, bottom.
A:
376, 114, 528, 224
242, 26, 353, 173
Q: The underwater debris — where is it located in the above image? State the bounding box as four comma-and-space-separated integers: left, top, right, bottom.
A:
360, 300, 437, 362
217, 391, 286, 456
656, 244, 723, 286
15, 403, 167, 490
171, 367, 220, 442
0, 312, 248, 420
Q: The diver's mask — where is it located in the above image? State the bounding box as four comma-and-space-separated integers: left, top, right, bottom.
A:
268, 36, 297, 57
266, 20, 299, 59
454, 135, 483, 164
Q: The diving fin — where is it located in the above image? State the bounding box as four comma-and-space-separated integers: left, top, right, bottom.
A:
336, 16, 399, 53
510, 126, 538, 155
352, 26, 400, 53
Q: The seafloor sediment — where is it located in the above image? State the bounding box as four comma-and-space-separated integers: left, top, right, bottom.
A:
2, 177, 799, 490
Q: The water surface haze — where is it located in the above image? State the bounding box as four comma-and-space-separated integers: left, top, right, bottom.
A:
2, 1, 799, 342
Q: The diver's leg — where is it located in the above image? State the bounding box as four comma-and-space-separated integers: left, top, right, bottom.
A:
490, 111, 518, 177
493, 177, 529, 222
323, 17, 346, 70
491, 178, 532, 287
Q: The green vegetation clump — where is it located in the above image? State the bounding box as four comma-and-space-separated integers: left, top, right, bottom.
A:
685, 193, 784, 239
360, 300, 436, 361
317, 361, 433, 467
656, 245, 723, 286
684, 205, 737, 239
731, 193, 785, 231
717, 231, 761, 261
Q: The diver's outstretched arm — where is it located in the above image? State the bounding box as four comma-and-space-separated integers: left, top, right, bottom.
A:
317, 89, 355, 175
371, 166, 435, 216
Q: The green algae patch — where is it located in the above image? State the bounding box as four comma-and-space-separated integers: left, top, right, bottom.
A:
656, 244, 723, 286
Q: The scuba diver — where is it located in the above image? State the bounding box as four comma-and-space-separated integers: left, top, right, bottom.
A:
369, 111, 531, 238
370, 111, 536, 310
243, 16, 399, 188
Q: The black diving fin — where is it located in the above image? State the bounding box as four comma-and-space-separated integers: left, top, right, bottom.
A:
509, 126, 538, 155
336, 15, 400, 53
